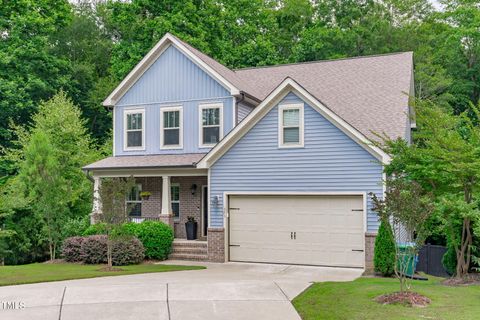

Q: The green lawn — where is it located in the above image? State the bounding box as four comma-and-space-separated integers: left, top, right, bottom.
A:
0, 262, 205, 286
293, 276, 480, 320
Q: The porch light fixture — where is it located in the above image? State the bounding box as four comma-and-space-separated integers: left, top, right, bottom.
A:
190, 184, 197, 195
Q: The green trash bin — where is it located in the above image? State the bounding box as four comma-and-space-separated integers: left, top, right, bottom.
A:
397, 242, 418, 277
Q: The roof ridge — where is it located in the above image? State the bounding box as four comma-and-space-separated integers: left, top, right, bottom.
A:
234, 51, 413, 72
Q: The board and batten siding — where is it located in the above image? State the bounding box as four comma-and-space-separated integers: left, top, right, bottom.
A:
209, 92, 384, 233
114, 45, 234, 155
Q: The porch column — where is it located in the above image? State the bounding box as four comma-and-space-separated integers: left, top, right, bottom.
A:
91, 176, 101, 224
160, 176, 174, 227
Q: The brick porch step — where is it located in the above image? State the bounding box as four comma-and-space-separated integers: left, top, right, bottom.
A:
169, 239, 208, 261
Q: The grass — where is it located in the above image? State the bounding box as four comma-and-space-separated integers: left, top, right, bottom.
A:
0, 262, 205, 286
293, 276, 480, 320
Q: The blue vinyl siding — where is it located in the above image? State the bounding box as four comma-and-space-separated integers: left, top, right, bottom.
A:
237, 102, 254, 124
114, 45, 234, 155
209, 92, 383, 232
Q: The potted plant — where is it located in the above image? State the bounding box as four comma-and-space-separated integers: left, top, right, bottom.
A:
185, 216, 197, 240
140, 191, 151, 200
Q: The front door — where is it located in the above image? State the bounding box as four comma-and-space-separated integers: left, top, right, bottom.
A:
202, 186, 208, 236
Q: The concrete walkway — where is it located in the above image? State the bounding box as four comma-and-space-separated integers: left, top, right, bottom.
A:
0, 261, 362, 320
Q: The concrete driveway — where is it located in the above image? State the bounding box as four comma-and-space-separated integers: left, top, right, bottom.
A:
0, 261, 362, 320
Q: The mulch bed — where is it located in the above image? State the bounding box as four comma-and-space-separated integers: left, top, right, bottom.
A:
443, 273, 480, 286
375, 291, 431, 307
97, 266, 124, 272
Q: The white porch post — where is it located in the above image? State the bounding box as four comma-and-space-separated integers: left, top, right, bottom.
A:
161, 175, 172, 215
91, 176, 101, 224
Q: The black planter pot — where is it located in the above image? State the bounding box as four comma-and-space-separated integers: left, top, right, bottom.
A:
185, 221, 198, 240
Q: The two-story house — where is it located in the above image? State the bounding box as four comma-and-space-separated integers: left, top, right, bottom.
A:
84, 33, 413, 270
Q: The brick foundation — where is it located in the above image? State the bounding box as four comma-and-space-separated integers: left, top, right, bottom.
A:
207, 228, 225, 262
365, 232, 377, 273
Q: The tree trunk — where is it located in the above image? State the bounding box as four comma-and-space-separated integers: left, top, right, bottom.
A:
455, 217, 472, 279
107, 237, 112, 268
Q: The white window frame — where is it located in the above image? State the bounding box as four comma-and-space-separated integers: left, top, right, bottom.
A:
123, 108, 146, 151
278, 103, 304, 148
199, 103, 223, 148
126, 183, 142, 217
171, 183, 180, 222
160, 106, 183, 150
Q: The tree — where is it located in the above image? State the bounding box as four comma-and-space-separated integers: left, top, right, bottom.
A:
374, 220, 396, 276
19, 132, 66, 260
371, 179, 434, 292
383, 100, 480, 278
95, 177, 136, 268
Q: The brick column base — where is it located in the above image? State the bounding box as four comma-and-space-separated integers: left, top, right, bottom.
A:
159, 214, 174, 228
364, 232, 377, 274
207, 228, 225, 262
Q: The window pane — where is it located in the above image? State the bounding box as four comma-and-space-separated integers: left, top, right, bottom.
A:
128, 185, 141, 201
172, 203, 180, 218
284, 127, 300, 143
283, 109, 299, 126
203, 127, 220, 144
164, 111, 179, 128
171, 185, 180, 201
202, 108, 220, 126
128, 203, 142, 217
127, 113, 142, 130
127, 131, 142, 147
164, 129, 179, 145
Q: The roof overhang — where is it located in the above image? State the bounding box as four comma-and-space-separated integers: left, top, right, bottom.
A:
197, 78, 391, 168
103, 33, 241, 106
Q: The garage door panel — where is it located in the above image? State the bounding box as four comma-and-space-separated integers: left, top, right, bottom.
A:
228, 195, 365, 268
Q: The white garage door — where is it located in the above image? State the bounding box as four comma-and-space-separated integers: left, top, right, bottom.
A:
228, 195, 365, 268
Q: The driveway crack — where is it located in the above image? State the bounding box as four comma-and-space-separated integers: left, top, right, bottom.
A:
58, 286, 67, 320
273, 281, 290, 301
166, 283, 171, 320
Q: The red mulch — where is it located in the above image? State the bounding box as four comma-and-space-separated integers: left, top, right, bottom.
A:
375, 291, 431, 307
443, 273, 480, 286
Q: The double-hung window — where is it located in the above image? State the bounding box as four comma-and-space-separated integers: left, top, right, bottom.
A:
199, 103, 223, 147
126, 184, 142, 217
171, 183, 180, 221
124, 109, 145, 150
161, 107, 183, 149
279, 103, 304, 148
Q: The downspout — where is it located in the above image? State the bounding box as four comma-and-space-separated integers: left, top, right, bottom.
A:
83, 169, 94, 183
235, 92, 246, 125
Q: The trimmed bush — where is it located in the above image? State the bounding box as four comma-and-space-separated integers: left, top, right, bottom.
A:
82, 223, 107, 236
374, 220, 396, 276
112, 236, 145, 265
61, 236, 85, 262
80, 235, 108, 264
122, 221, 173, 260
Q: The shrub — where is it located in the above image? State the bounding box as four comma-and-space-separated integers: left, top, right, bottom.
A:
112, 236, 145, 265
374, 220, 396, 276
61, 236, 85, 262
62, 216, 90, 238
125, 221, 174, 260
80, 235, 107, 264
442, 243, 457, 275
82, 223, 107, 236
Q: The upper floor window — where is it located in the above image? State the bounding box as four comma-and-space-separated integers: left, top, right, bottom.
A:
278, 103, 304, 148
161, 106, 183, 149
124, 109, 145, 150
199, 103, 223, 148
127, 184, 142, 217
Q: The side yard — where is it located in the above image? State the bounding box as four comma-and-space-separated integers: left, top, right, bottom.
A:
293, 276, 480, 320
0, 262, 204, 286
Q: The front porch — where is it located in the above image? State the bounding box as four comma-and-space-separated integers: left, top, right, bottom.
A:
93, 175, 208, 240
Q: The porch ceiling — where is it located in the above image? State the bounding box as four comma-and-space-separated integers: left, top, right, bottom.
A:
83, 153, 207, 171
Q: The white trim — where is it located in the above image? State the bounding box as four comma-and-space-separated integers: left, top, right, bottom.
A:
160, 106, 183, 150
199, 103, 224, 148
197, 78, 391, 168
232, 96, 237, 126
207, 169, 211, 230
112, 108, 116, 156
91, 168, 207, 178
223, 191, 367, 268
278, 103, 304, 148
201, 185, 208, 237
103, 33, 240, 106
171, 182, 180, 221
123, 108, 146, 151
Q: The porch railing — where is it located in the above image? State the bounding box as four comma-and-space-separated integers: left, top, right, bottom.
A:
127, 216, 162, 223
